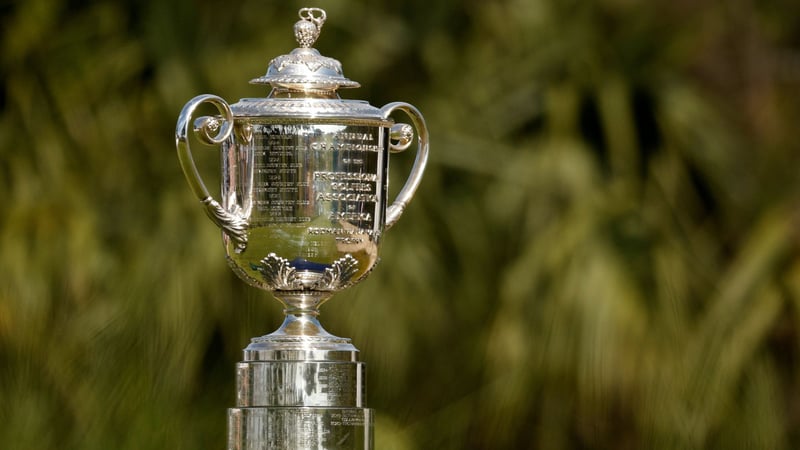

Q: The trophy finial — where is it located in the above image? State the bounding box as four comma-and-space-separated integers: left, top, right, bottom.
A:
295, 7, 326, 48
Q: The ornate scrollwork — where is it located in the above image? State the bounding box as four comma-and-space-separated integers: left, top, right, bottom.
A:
389, 123, 414, 152
202, 197, 248, 251
176, 94, 250, 251
270, 52, 343, 75
254, 254, 360, 291
317, 254, 360, 290
256, 253, 299, 290
231, 99, 377, 117
193, 116, 225, 145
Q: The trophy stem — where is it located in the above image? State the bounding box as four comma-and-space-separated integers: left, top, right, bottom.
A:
271, 311, 340, 341
243, 291, 358, 355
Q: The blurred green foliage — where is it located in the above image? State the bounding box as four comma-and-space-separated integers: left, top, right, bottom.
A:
2, 0, 800, 448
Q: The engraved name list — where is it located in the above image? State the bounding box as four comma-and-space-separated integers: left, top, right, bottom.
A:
252, 124, 383, 233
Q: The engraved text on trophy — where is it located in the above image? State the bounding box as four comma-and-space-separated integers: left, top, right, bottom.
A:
222, 123, 387, 291
250, 124, 384, 234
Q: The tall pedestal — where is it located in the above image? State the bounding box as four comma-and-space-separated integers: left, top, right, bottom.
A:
227, 316, 373, 449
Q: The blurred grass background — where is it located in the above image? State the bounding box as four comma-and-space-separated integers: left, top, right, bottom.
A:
2, 0, 800, 448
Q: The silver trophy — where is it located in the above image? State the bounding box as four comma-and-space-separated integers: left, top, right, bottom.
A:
175, 7, 428, 449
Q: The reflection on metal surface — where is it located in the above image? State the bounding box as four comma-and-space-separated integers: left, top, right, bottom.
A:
175, 6, 428, 449
254, 253, 360, 291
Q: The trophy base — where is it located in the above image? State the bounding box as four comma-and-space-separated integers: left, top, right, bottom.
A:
228, 312, 373, 449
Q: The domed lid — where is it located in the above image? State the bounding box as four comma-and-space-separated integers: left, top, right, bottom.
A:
250, 8, 360, 94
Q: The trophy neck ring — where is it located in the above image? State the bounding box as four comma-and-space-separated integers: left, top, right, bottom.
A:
274, 290, 334, 315
245, 312, 359, 361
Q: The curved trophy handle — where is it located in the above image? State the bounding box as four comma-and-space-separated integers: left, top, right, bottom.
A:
380, 102, 430, 229
175, 94, 248, 250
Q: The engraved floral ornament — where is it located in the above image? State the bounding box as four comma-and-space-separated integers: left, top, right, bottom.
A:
254, 254, 361, 292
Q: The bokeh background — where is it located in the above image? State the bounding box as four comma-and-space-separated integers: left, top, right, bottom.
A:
3, 0, 800, 448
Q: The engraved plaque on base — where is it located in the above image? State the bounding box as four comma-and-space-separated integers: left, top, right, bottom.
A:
228, 408, 373, 450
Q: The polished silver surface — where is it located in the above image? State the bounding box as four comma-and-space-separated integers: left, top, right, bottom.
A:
228, 407, 373, 450
250, 8, 360, 92
175, 46, 429, 335
236, 361, 366, 407
175, 7, 427, 449
219, 121, 387, 296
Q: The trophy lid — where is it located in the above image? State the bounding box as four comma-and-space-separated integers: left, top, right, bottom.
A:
250, 8, 360, 94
